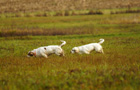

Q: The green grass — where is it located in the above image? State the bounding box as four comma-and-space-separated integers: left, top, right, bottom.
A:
0, 33, 140, 90
0, 13, 140, 37
0, 12, 140, 90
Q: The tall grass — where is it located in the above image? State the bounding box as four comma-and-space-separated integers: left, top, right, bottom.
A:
0, 0, 140, 13
0, 34, 140, 90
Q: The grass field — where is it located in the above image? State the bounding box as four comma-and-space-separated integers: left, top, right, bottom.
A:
0, 13, 140, 90
0, 13, 140, 36
1, 0, 140, 13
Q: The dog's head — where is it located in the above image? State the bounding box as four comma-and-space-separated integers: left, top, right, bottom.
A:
71, 47, 79, 54
27, 51, 34, 57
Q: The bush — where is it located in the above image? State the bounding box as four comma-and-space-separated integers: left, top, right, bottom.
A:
88, 10, 103, 15
25, 13, 35, 17
65, 11, 72, 16
88, 10, 96, 15
43, 12, 49, 17
110, 11, 115, 14
95, 10, 103, 15
112, 9, 140, 14
71, 11, 78, 15
35, 12, 48, 17
15, 13, 24, 17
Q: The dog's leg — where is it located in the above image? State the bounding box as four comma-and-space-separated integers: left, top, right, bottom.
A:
85, 52, 90, 54
55, 52, 64, 57
41, 53, 48, 58
60, 51, 65, 57
101, 49, 104, 54
55, 49, 65, 57
96, 49, 104, 54
61, 50, 65, 56
60, 52, 64, 57
83, 50, 90, 54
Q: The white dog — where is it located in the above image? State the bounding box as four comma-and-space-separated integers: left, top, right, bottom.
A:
71, 39, 104, 54
27, 40, 66, 58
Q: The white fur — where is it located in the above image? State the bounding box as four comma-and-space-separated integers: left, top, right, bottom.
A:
27, 40, 66, 58
71, 39, 104, 54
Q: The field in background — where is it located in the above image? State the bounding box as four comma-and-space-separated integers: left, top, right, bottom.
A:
0, 13, 140, 37
0, 7, 140, 18
0, 0, 140, 13
0, 12, 140, 89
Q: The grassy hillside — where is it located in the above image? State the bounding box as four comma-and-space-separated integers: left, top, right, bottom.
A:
0, 0, 140, 13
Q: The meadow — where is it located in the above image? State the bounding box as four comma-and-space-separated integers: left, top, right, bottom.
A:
0, 13, 140, 90
1, 0, 140, 13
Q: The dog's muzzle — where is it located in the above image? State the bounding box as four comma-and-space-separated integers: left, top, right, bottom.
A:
27, 51, 34, 57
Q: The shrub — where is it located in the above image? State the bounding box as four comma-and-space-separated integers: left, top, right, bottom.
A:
112, 9, 140, 14
43, 12, 49, 17
25, 13, 35, 17
88, 10, 103, 15
110, 11, 115, 14
88, 10, 96, 15
6, 30, 17, 36
15, 13, 24, 17
65, 11, 72, 16
71, 11, 78, 15
35, 12, 43, 17
35, 12, 48, 17
95, 10, 103, 15
55, 11, 65, 16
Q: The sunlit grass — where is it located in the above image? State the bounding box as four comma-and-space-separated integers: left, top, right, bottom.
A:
0, 33, 140, 90
0, 12, 140, 89
0, 13, 140, 37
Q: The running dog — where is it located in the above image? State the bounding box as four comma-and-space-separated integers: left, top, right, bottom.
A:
71, 39, 104, 54
27, 40, 66, 58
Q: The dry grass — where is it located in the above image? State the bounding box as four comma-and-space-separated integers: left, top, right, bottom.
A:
0, 0, 140, 13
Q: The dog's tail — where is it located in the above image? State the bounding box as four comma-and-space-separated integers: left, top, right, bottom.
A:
60, 40, 66, 47
98, 39, 105, 44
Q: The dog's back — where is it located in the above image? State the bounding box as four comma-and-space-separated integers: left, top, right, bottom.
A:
71, 39, 105, 54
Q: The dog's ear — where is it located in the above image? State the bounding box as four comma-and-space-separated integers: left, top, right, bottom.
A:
44, 48, 46, 50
